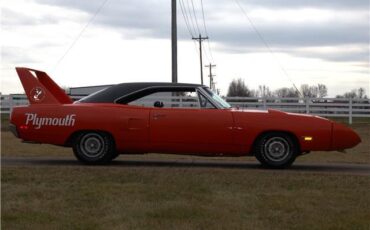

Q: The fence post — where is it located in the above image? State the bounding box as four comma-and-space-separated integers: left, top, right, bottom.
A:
349, 98, 353, 124
263, 97, 266, 109
305, 98, 309, 114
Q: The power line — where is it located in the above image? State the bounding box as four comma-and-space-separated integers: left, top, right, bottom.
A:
200, 0, 215, 62
179, 0, 195, 37
180, 0, 214, 64
202, 43, 212, 63
190, 0, 201, 34
233, 0, 302, 96
199, 0, 209, 35
179, 0, 202, 60
184, 0, 199, 36
52, 0, 110, 72
179, 0, 200, 65
205, 41, 215, 62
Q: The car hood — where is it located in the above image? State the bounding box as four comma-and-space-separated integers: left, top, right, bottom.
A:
231, 108, 328, 120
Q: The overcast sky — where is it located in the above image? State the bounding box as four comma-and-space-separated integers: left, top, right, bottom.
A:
1, 0, 369, 96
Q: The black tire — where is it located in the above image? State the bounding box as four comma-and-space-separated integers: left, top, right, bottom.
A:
254, 132, 298, 169
72, 132, 116, 164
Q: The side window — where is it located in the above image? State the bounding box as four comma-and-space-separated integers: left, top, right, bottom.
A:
128, 91, 200, 108
198, 92, 216, 109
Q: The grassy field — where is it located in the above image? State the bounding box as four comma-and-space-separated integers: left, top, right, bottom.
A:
2, 166, 369, 230
1, 114, 370, 229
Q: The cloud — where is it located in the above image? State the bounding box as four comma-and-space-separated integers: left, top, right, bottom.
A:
212, 23, 367, 46
35, 0, 171, 31
1, 8, 59, 26
37, 0, 370, 11
230, 0, 369, 10
285, 45, 369, 63
1, 47, 39, 64
33, 0, 368, 42
5, 0, 370, 65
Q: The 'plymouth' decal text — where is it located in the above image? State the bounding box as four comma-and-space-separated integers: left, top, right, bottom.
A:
25, 113, 76, 129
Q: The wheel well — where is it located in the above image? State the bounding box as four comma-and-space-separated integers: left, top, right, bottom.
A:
251, 131, 301, 155
65, 130, 116, 147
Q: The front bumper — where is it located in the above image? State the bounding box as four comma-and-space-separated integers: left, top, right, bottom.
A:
9, 123, 19, 138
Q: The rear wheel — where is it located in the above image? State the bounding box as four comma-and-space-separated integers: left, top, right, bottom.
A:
254, 132, 298, 169
72, 132, 116, 164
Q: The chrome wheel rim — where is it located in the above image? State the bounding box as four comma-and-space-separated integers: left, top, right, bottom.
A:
80, 133, 104, 158
263, 137, 290, 162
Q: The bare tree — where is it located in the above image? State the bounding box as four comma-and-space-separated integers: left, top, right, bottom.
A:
227, 79, 254, 97
257, 85, 273, 97
300, 84, 310, 97
357, 87, 366, 99
317, 84, 328, 98
299, 84, 328, 98
343, 90, 358, 98
337, 88, 367, 99
274, 87, 299, 98
300, 84, 319, 98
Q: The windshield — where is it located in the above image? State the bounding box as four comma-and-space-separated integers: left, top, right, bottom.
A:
203, 87, 232, 109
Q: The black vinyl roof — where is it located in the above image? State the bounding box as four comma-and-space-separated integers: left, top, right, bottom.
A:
78, 82, 203, 103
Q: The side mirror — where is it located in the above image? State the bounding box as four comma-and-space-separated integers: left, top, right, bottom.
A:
154, 101, 164, 108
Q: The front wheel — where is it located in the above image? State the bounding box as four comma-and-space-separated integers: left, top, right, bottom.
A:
72, 132, 116, 164
254, 132, 298, 169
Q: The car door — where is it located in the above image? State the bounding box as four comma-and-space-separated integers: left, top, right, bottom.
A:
149, 91, 236, 154
115, 106, 151, 152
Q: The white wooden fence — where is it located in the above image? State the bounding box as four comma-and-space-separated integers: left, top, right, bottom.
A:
1, 94, 29, 114
225, 97, 370, 124
1, 94, 369, 124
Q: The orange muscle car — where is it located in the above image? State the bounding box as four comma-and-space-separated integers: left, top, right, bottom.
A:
9, 67, 361, 168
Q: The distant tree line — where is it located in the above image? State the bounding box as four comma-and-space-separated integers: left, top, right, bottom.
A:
335, 88, 367, 99
226, 78, 367, 99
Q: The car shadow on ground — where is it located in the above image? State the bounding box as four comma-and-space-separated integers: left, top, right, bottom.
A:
2, 157, 369, 175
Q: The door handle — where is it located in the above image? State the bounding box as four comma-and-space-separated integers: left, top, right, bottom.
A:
153, 114, 166, 120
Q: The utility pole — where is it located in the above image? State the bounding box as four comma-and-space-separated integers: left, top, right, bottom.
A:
205, 63, 216, 89
192, 34, 208, 85
171, 0, 177, 83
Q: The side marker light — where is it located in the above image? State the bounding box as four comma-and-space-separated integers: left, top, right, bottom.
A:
20, 125, 29, 130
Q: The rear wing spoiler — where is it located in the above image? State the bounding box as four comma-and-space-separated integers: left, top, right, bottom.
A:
15, 67, 73, 104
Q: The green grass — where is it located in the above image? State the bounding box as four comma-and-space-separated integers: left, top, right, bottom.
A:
2, 166, 370, 230
1, 114, 10, 131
